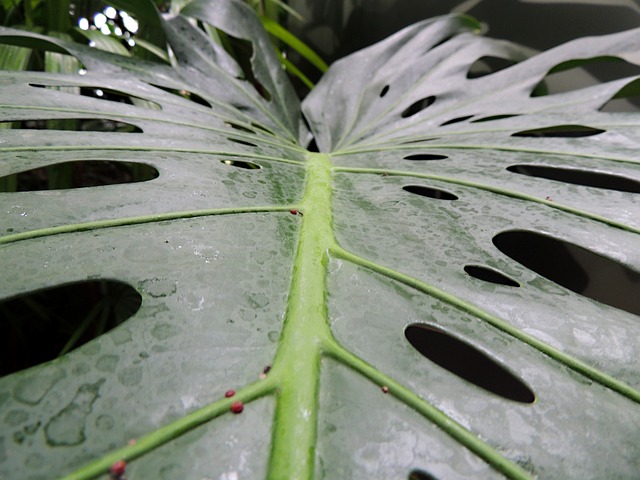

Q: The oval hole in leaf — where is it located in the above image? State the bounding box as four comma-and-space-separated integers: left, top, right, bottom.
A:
405, 324, 535, 403
0, 160, 159, 192
531, 56, 640, 97
217, 30, 272, 101
403, 185, 457, 200
471, 114, 520, 123
493, 230, 640, 316
507, 164, 640, 193
439, 115, 474, 126
600, 77, 640, 112
464, 265, 520, 287
0, 37, 85, 71
400, 138, 439, 145
0, 118, 142, 133
220, 159, 261, 169
149, 83, 212, 107
226, 137, 258, 148
401, 96, 436, 118
251, 122, 276, 135
380, 85, 390, 97
466, 56, 517, 79
0, 280, 142, 377
408, 469, 439, 480
225, 122, 256, 134
403, 153, 448, 161
511, 125, 605, 138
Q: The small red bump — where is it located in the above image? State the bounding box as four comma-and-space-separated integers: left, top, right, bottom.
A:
231, 401, 244, 414
545, 196, 553, 202
289, 209, 298, 215
381, 386, 389, 394
109, 460, 127, 476
225, 389, 236, 398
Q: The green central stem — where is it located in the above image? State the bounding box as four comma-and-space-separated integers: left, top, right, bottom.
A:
267, 153, 335, 480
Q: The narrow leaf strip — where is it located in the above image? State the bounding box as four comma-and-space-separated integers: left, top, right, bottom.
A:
0, 206, 296, 245
333, 167, 640, 235
331, 246, 640, 404
61, 377, 277, 480
325, 342, 534, 480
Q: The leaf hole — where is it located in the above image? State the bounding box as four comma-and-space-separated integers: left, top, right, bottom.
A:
531, 56, 640, 97
471, 114, 520, 123
226, 137, 258, 148
0, 36, 84, 71
149, 84, 212, 108
408, 470, 439, 480
216, 29, 271, 101
506, 164, 640, 193
250, 122, 276, 135
464, 265, 520, 287
511, 125, 605, 138
0, 118, 142, 133
401, 96, 436, 118
220, 159, 261, 169
600, 77, 640, 112
403, 185, 457, 200
405, 324, 535, 403
0, 160, 158, 192
0, 280, 142, 377
439, 115, 474, 126
403, 153, 448, 161
225, 122, 256, 134
467, 56, 517, 79
493, 230, 640, 316
379, 85, 390, 97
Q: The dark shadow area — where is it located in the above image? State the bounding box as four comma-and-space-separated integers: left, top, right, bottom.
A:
511, 125, 605, 138
405, 324, 535, 403
493, 230, 640, 316
0, 280, 142, 377
0, 160, 158, 192
507, 165, 640, 193
403, 185, 457, 200
464, 265, 520, 287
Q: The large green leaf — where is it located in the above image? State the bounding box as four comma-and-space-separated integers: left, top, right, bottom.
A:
1, 1, 639, 479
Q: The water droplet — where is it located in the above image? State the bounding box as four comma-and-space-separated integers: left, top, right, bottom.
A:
13, 369, 66, 405
140, 278, 177, 298
242, 190, 257, 198
151, 323, 181, 340
267, 331, 279, 342
5, 410, 28, 426
111, 328, 132, 346
95, 414, 115, 431
25, 452, 44, 468
44, 379, 104, 446
117, 366, 143, 386
247, 293, 269, 309
96, 355, 119, 373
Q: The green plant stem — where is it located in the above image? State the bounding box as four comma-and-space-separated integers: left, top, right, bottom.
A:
267, 153, 335, 479
60, 377, 277, 480
0, 206, 296, 245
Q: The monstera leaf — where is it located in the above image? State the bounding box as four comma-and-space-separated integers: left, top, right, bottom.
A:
1, 1, 639, 479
